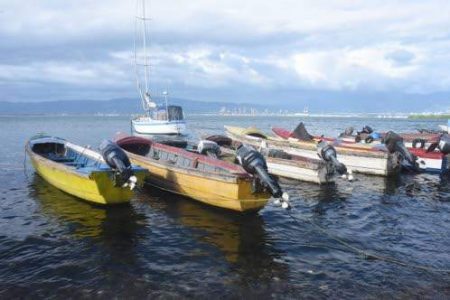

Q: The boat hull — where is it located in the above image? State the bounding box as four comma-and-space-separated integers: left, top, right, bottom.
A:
132, 119, 187, 136
409, 148, 449, 173
126, 152, 269, 212
226, 126, 400, 177
218, 145, 334, 184
266, 158, 333, 184
26, 143, 146, 205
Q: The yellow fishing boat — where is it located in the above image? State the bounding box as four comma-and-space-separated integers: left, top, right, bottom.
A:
115, 135, 281, 212
26, 135, 148, 205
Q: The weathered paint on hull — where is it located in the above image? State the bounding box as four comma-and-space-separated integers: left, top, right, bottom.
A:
28, 149, 144, 205
266, 160, 333, 184
284, 148, 395, 176
226, 126, 399, 176
127, 153, 270, 212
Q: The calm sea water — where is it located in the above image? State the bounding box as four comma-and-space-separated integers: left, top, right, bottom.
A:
0, 115, 449, 298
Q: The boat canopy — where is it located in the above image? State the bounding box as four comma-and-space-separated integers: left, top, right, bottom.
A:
151, 105, 184, 121
167, 105, 184, 121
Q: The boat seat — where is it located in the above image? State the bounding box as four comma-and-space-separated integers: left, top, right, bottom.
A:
54, 158, 76, 163
46, 153, 75, 163
64, 162, 86, 168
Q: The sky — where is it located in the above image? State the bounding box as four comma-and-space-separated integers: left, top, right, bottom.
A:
0, 0, 450, 105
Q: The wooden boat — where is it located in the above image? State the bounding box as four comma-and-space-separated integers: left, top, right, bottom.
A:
115, 135, 276, 212
407, 148, 449, 173
286, 124, 450, 173
205, 135, 346, 184
273, 125, 450, 174
338, 131, 441, 149
226, 126, 403, 177
26, 135, 148, 205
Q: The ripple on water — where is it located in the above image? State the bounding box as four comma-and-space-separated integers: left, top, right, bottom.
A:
0, 115, 449, 298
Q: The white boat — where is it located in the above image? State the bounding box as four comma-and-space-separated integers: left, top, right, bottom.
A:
225, 126, 403, 177
131, 0, 187, 136
438, 119, 450, 133
205, 135, 346, 184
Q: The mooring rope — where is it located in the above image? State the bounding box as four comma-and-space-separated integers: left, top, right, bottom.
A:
281, 204, 450, 274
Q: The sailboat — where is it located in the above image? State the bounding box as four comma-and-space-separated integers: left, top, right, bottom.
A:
131, 0, 187, 136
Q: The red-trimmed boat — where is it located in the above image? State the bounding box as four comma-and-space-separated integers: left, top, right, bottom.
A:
114, 134, 285, 212
272, 125, 450, 174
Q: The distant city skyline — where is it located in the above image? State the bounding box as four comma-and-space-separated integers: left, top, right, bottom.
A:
1, 0, 450, 107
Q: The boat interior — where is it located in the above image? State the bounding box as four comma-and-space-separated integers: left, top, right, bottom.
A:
206, 134, 323, 165
117, 137, 249, 177
31, 141, 104, 170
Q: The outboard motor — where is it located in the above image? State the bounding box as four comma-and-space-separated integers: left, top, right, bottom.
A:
198, 140, 221, 158
439, 134, 450, 155
99, 140, 137, 190
383, 131, 417, 167
361, 125, 374, 134
236, 144, 285, 200
291, 122, 314, 141
317, 141, 348, 176
343, 126, 354, 136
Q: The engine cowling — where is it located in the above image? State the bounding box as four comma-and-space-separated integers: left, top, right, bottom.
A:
362, 125, 374, 134
317, 141, 347, 175
197, 140, 221, 158
236, 144, 283, 198
383, 131, 417, 168
99, 140, 137, 189
439, 134, 450, 155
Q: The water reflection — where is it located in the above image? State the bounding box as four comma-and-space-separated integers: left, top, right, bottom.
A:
30, 174, 146, 247
138, 186, 289, 283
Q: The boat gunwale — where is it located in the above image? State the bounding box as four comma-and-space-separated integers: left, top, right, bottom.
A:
115, 135, 252, 178
124, 150, 250, 184
218, 142, 327, 171
26, 142, 92, 179
270, 126, 390, 156
226, 126, 390, 159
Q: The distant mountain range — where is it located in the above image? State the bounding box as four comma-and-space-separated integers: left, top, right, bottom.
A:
0, 93, 449, 114
0, 97, 270, 115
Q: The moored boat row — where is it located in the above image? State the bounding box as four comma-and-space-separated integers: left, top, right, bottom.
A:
270, 123, 450, 175
26, 118, 450, 213
225, 125, 404, 177
27, 131, 291, 212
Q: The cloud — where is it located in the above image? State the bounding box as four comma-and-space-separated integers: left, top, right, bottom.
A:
1, 0, 450, 102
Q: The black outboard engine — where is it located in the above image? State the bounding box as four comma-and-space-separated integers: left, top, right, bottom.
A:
360, 125, 373, 134
317, 141, 347, 175
236, 144, 283, 198
439, 134, 450, 155
291, 122, 314, 141
343, 127, 354, 136
383, 131, 417, 168
99, 140, 137, 189
197, 140, 221, 158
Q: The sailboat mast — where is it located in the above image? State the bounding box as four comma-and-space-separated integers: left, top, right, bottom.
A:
141, 0, 149, 94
